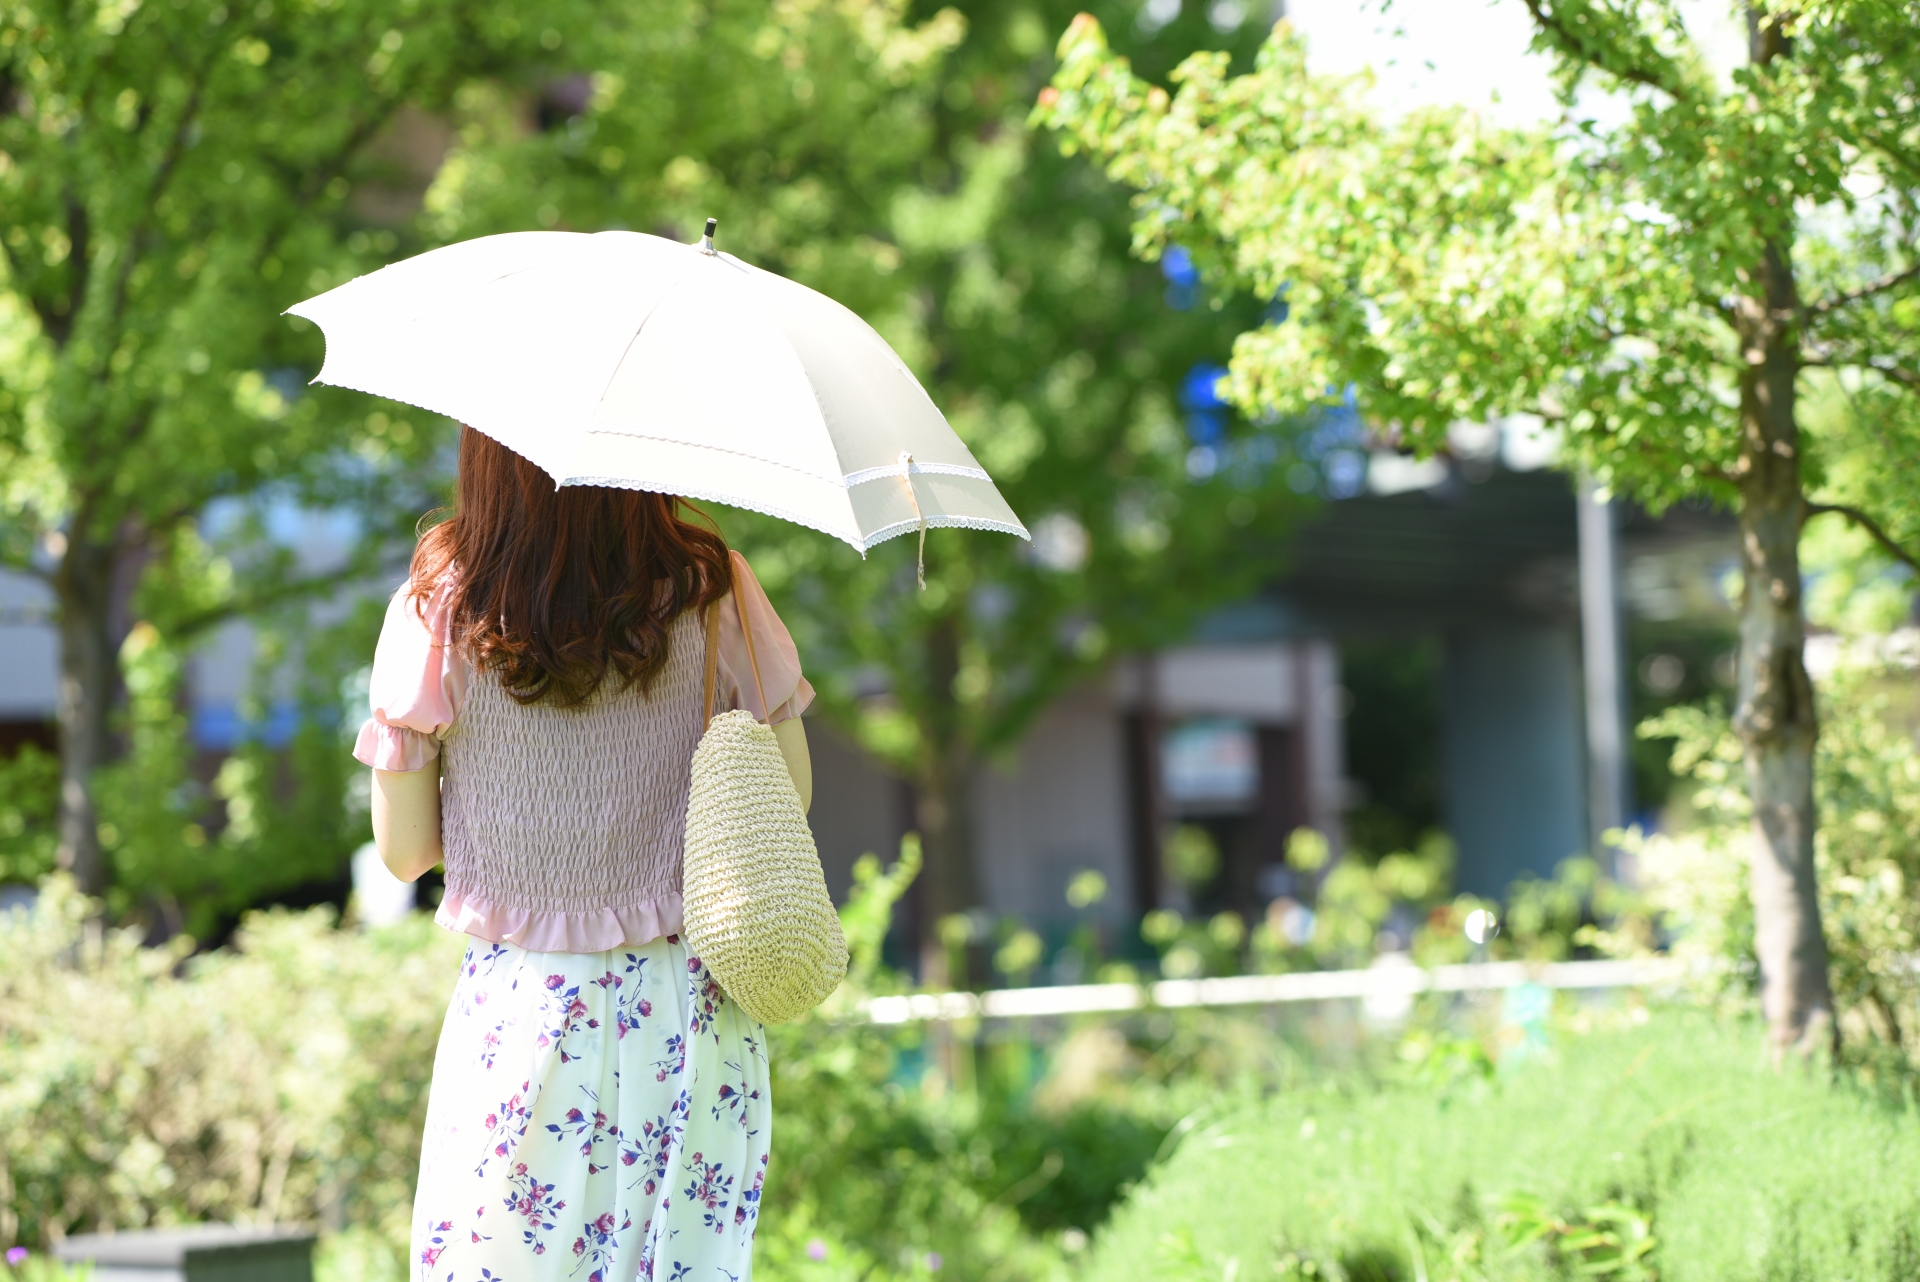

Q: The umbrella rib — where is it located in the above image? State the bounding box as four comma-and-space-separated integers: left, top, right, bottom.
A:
584, 258, 702, 416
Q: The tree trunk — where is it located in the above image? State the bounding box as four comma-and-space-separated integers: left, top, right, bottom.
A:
1732, 240, 1834, 1060
914, 613, 980, 984
51, 537, 120, 897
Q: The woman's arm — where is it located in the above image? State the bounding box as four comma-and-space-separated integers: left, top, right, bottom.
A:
772, 717, 813, 814
372, 766, 443, 882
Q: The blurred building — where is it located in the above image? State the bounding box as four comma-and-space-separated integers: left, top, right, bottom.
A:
0, 568, 57, 759
806, 424, 1737, 950
0, 427, 1737, 946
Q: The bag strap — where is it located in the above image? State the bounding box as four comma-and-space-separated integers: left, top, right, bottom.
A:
731, 573, 771, 723
702, 565, 772, 728
702, 600, 721, 728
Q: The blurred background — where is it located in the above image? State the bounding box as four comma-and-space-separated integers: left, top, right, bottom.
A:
3, 0, 1917, 1279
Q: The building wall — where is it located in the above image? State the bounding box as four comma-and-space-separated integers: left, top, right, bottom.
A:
803, 719, 909, 904
0, 569, 57, 725
1440, 624, 1588, 897
971, 680, 1133, 931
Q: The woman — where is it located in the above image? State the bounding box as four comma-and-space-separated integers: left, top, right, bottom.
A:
359, 426, 813, 1282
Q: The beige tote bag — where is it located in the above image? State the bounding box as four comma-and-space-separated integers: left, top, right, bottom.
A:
680, 581, 848, 1026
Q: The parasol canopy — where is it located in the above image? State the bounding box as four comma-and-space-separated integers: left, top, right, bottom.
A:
287, 226, 1028, 554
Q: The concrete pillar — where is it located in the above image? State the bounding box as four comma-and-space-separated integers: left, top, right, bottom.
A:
1576, 476, 1632, 848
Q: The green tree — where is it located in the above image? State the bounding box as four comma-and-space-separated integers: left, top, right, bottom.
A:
426, 0, 1314, 950
0, 0, 556, 897
1040, 2, 1920, 1053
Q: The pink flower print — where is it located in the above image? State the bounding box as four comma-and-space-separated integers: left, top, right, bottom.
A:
465, 941, 509, 978
546, 1087, 619, 1174
735, 1153, 767, 1233
477, 1020, 507, 1071
710, 1062, 761, 1128
681, 1151, 736, 1234
505, 1162, 566, 1254
611, 954, 654, 1038
535, 980, 598, 1062
652, 1034, 686, 1082
572, 1209, 630, 1281
476, 1082, 535, 1177
620, 1091, 689, 1196
685, 961, 727, 1039
418, 1219, 453, 1270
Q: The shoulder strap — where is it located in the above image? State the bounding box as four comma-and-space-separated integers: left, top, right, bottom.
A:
702, 602, 720, 728
704, 569, 772, 726
732, 574, 770, 724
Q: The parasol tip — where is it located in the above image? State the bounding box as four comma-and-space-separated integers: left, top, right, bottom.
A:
699, 218, 719, 255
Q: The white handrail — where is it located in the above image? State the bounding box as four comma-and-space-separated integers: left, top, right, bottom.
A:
858, 957, 1684, 1024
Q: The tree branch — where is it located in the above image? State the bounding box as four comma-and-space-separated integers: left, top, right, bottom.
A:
1799, 340, 1920, 392
105, 39, 224, 338
1518, 0, 1689, 98
1804, 502, 1920, 576
1865, 360, 1920, 391
1806, 259, 1920, 320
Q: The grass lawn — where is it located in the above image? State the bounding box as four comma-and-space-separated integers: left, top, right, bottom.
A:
1086, 1009, 1920, 1282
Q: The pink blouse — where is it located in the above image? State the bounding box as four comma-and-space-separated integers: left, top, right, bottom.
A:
353, 550, 814, 772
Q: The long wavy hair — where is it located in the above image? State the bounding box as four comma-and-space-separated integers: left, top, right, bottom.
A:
410, 426, 733, 708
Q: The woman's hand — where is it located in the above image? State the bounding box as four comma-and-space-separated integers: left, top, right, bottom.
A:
372, 766, 444, 882
772, 717, 813, 813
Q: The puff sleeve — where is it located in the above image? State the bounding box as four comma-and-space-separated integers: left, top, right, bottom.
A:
352, 582, 468, 771
713, 551, 814, 726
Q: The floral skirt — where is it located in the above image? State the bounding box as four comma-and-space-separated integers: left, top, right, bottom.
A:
411, 935, 772, 1282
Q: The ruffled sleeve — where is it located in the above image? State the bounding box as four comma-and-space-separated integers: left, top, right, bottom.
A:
353, 582, 469, 771
713, 550, 814, 726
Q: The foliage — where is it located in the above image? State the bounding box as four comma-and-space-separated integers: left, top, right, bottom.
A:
0, 1253, 88, 1282
1084, 1010, 1920, 1282
1037, 0, 1920, 1049
1620, 662, 1920, 1073
0, 844, 1207, 1281
0, 0, 551, 894
0, 592, 385, 935
0, 878, 463, 1260
0, 746, 56, 885
1037, 10, 1920, 528
424, 0, 1315, 918
1138, 826, 1623, 980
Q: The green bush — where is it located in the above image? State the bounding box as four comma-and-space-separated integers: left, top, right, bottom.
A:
0, 880, 460, 1265
0, 1253, 90, 1282
1083, 1009, 1920, 1282
2, 849, 1163, 1282
1619, 662, 1920, 1074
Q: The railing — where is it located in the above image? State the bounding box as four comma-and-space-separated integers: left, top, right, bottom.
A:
860, 957, 1684, 1024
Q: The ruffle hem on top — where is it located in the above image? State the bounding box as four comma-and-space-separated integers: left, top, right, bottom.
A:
435, 886, 685, 953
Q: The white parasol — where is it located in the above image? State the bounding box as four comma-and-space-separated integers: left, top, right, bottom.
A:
287, 223, 1028, 556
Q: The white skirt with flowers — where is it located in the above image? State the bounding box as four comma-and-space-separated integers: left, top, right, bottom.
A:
411, 934, 772, 1282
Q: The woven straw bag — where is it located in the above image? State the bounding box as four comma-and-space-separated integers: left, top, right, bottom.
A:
681, 585, 847, 1026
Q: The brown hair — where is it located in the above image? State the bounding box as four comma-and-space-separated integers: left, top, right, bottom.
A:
410, 426, 733, 707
